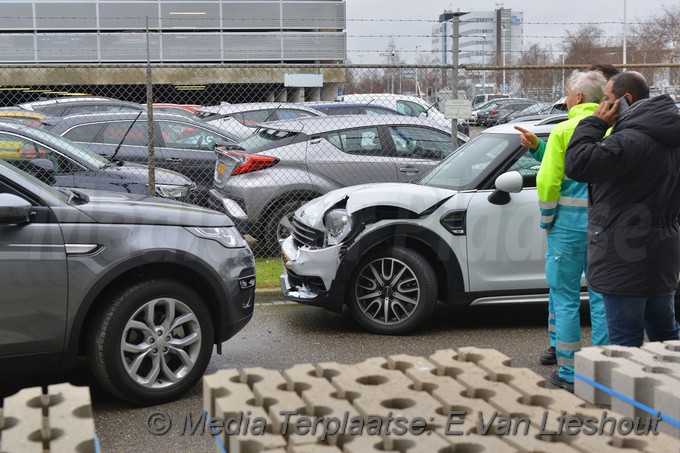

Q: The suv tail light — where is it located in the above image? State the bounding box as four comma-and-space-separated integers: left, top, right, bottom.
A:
227, 151, 279, 176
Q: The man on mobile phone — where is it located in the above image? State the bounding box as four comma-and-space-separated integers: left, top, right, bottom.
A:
565, 71, 680, 348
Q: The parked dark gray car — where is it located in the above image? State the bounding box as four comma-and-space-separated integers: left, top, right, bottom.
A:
0, 121, 195, 202
0, 159, 255, 404
44, 112, 241, 202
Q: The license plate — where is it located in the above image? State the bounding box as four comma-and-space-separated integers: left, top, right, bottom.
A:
217, 162, 225, 175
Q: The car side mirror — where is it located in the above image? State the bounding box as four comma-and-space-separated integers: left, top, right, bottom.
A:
0, 193, 33, 225
488, 171, 523, 205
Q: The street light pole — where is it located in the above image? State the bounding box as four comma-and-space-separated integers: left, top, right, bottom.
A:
482, 35, 486, 95
623, 0, 627, 66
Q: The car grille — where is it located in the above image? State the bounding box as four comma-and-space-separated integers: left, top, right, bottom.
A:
292, 218, 324, 248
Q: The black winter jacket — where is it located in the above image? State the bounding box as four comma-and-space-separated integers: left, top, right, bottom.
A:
565, 95, 680, 297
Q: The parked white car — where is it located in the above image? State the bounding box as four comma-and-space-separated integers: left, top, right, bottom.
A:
336, 93, 469, 136
280, 117, 575, 334
198, 103, 325, 139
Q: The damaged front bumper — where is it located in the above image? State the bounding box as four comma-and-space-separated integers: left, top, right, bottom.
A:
279, 236, 346, 311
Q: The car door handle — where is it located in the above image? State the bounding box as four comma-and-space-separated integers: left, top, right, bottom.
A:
165, 157, 183, 163
399, 166, 420, 174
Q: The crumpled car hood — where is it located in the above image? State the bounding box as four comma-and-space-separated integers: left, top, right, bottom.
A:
297, 182, 457, 230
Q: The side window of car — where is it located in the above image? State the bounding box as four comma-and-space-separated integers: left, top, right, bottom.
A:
236, 110, 272, 125
40, 105, 66, 117
275, 110, 316, 120
99, 121, 148, 146
396, 100, 426, 117
389, 126, 451, 160
63, 123, 106, 143
160, 122, 217, 150
505, 140, 547, 188
327, 127, 382, 155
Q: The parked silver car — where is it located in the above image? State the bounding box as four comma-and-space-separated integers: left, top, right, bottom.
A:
209, 114, 468, 254
280, 118, 567, 334
18, 96, 143, 116
0, 159, 254, 404
198, 102, 325, 139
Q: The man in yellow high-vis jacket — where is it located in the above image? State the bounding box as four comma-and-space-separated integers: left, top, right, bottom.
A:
515, 70, 609, 392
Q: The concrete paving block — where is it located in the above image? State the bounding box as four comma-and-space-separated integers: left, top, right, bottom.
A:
603, 347, 678, 425
575, 346, 621, 405
642, 340, 680, 363
340, 431, 451, 453
1, 387, 46, 453
386, 354, 491, 433
318, 357, 446, 431
455, 347, 592, 415
612, 344, 680, 383
212, 383, 287, 452
434, 430, 516, 452
426, 349, 486, 379
288, 444, 342, 453
242, 367, 306, 433
569, 427, 680, 453
282, 363, 359, 446
500, 424, 583, 452
203, 369, 248, 418
46, 383, 96, 453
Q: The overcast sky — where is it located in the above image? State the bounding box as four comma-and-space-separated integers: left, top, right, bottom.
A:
346, 0, 672, 63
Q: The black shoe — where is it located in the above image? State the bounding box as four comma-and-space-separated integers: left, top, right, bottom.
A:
549, 370, 574, 393
539, 346, 557, 365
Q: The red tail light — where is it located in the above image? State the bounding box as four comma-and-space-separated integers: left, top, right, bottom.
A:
227, 151, 279, 175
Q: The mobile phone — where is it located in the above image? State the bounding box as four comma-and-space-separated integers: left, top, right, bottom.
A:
611, 95, 630, 115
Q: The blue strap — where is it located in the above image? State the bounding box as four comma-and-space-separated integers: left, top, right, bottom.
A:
205, 410, 228, 453
574, 372, 680, 428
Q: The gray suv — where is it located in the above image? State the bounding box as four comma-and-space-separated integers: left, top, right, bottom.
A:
0, 160, 255, 404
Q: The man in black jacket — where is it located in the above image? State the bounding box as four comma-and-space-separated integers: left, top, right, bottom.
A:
564, 71, 680, 347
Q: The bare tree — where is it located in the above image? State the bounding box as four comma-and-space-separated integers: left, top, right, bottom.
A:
562, 25, 605, 64
516, 43, 555, 99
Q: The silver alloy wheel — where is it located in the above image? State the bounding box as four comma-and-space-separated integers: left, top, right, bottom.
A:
120, 297, 202, 389
355, 257, 420, 326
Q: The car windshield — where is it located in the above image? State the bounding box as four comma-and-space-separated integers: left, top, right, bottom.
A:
238, 127, 301, 152
419, 133, 515, 190
28, 127, 112, 168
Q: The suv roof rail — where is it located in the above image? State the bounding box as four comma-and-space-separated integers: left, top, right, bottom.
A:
537, 114, 569, 125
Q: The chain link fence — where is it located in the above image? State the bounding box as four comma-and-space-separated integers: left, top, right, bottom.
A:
1, 63, 678, 256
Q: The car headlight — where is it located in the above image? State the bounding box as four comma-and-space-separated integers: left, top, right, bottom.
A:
324, 209, 352, 246
186, 226, 247, 248
156, 184, 191, 199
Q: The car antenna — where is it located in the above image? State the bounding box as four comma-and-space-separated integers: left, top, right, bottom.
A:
250, 104, 284, 136
261, 104, 283, 123
109, 110, 143, 165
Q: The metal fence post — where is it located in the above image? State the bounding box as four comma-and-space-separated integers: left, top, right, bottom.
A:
146, 17, 155, 196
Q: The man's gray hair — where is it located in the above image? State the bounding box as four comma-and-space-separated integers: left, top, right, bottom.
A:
567, 70, 606, 103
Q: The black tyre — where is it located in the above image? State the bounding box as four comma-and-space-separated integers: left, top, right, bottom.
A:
349, 246, 438, 335
260, 199, 306, 256
87, 279, 214, 405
